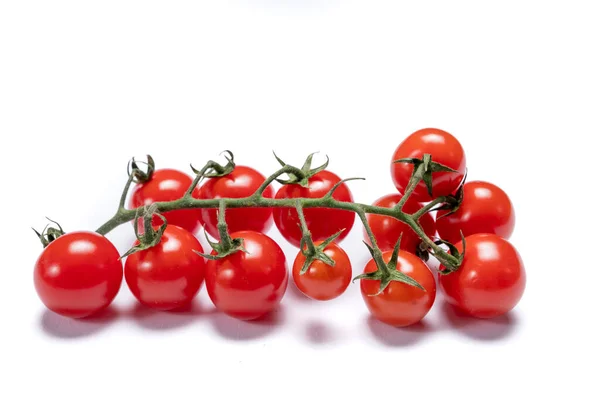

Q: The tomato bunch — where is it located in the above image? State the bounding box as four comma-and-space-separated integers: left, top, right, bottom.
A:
33, 127, 525, 332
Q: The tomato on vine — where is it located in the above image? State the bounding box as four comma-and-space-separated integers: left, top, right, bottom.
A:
436, 181, 515, 244
197, 165, 273, 239
205, 231, 288, 320
130, 169, 203, 235
33, 231, 123, 318
273, 170, 355, 247
391, 128, 466, 202
124, 225, 207, 311
292, 241, 352, 301
439, 233, 526, 318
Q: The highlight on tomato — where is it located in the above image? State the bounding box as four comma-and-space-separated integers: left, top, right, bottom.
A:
292, 241, 352, 301
439, 233, 526, 319
204, 231, 288, 321
124, 224, 207, 311
197, 165, 274, 239
436, 180, 515, 245
33, 231, 123, 319
390, 127, 466, 202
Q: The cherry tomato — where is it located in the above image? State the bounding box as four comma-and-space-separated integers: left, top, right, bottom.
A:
436, 181, 515, 245
197, 165, 273, 239
360, 250, 436, 327
391, 128, 466, 202
33, 231, 123, 318
292, 242, 352, 301
124, 225, 206, 311
439, 233, 525, 318
365, 193, 436, 254
130, 169, 203, 235
273, 170, 355, 247
205, 231, 288, 320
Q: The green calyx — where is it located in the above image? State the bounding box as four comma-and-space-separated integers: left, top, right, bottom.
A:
273, 151, 329, 187
194, 199, 247, 261
434, 233, 466, 274
120, 205, 167, 258
32, 218, 66, 248
394, 153, 457, 197
128, 155, 155, 184
191, 150, 236, 179
298, 229, 345, 275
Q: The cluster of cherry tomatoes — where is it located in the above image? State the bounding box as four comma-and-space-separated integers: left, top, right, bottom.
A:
33, 128, 526, 328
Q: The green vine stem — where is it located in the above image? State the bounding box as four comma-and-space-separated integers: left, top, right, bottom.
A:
95, 153, 463, 274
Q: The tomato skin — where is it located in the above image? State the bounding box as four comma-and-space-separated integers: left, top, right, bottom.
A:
292, 242, 352, 301
197, 165, 274, 239
129, 169, 203, 235
436, 181, 515, 245
33, 232, 123, 318
124, 225, 206, 311
273, 170, 355, 247
360, 250, 436, 327
205, 231, 288, 320
390, 128, 466, 202
439, 233, 525, 318
365, 193, 436, 253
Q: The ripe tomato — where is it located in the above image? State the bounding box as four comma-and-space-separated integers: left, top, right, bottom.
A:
197, 165, 273, 239
439, 233, 526, 318
205, 231, 288, 320
33, 231, 123, 318
273, 170, 355, 247
292, 242, 352, 301
365, 193, 436, 253
436, 181, 515, 245
391, 128, 466, 202
124, 225, 206, 311
360, 250, 436, 327
129, 169, 203, 235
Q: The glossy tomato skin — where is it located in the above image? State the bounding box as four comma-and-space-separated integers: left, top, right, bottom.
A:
197, 165, 274, 239
439, 233, 525, 318
124, 225, 206, 311
205, 231, 288, 320
365, 193, 436, 253
391, 128, 466, 202
292, 242, 352, 301
129, 169, 203, 235
33, 232, 123, 318
273, 170, 355, 247
360, 250, 436, 327
436, 181, 515, 245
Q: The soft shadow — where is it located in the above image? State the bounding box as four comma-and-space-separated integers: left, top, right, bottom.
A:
305, 319, 337, 345
367, 315, 433, 347
129, 299, 210, 331
211, 305, 286, 341
40, 306, 119, 339
441, 302, 519, 341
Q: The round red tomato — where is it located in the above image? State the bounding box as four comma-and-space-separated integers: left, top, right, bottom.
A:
365, 193, 436, 253
360, 250, 436, 327
124, 225, 206, 311
436, 181, 515, 245
197, 165, 273, 239
33, 231, 123, 318
129, 169, 203, 235
273, 170, 355, 247
390, 128, 466, 202
439, 233, 525, 318
205, 231, 288, 320
292, 242, 352, 301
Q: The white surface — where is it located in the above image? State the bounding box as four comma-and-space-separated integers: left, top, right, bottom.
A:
1, 1, 599, 398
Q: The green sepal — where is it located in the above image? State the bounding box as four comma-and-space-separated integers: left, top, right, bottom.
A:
393, 153, 458, 197
32, 217, 66, 248
128, 155, 155, 183
193, 237, 247, 261
273, 152, 329, 187
191, 150, 236, 178
120, 208, 168, 259
434, 232, 466, 274
298, 229, 345, 274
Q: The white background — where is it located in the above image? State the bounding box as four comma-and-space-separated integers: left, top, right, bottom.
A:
1, 1, 598, 398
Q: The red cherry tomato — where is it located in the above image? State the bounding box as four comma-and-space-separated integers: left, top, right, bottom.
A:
360, 250, 436, 327
391, 128, 466, 202
124, 225, 206, 311
273, 170, 355, 247
130, 169, 203, 235
197, 165, 273, 239
33, 232, 123, 318
436, 181, 515, 244
365, 193, 436, 253
439, 233, 526, 318
205, 231, 288, 320
292, 242, 352, 301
